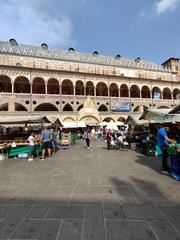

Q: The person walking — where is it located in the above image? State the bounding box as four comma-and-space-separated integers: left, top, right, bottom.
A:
157, 123, 174, 173
84, 129, 91, 149
106, 129, 112, 150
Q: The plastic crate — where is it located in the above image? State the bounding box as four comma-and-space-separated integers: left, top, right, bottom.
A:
170, 155, 180, 175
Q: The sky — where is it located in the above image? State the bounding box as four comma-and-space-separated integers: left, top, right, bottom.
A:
0, 0, 180, 65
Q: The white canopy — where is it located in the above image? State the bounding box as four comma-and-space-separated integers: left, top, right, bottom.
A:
115, 121, 125, 126
0, 116, 51, 125
99, 121, 108, 126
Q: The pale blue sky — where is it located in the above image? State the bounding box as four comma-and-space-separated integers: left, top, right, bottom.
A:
0, 0, 180, 64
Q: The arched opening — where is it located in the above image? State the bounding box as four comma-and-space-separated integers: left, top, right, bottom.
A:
98, 104, 108, 111
141, 86, 150, 98
32, 77, 45, 94
14, 76, 30, 93
157, 106, 170, 109
0, 75, 12, 92
34, 103, 58, 111
152, 87, 161, 99
163, 88, 171, 99
133, 105, 148, 112
77, 104, 84, 111
86, 81, 94, 96
103, 117, 114, 122
62, 80, 73, 95
109, 83, 119, 97
15, 103, 28, 111
0, 103, 8, 111
75, 80, 84, 95
47, 78, 59, 94
96, 82, 108, 96
120, 84, 129, 97
130, 85, 140, 98
173, 88, 180, 100
63, 104, 73, 111
117, 117, 126, 122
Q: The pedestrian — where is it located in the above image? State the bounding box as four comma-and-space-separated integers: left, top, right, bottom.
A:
84, 128, 91, 149
40, 127, 52, 160
27, 132, 35, 161
157, 123, 174, 173
106, 129, 112, 150
51, 128, 58, 156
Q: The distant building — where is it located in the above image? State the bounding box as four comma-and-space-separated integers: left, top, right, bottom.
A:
0, 39, 179, 125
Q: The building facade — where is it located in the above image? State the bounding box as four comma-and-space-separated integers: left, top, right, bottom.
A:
0, 39, 180, 124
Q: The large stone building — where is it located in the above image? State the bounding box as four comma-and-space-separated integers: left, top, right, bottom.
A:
0, 39, 180, 125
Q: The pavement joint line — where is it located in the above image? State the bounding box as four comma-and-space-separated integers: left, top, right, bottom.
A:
80, 204, 87, 240
43, 202, 53, 219
55, 219, 64, 240
158, 206, 180, 237
146, 220, 160, 240
102, 200, 107, 240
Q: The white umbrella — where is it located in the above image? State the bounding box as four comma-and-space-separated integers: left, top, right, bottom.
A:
106, 120, 118, 131
99, 121, 108, 126
115, 121, 125, 126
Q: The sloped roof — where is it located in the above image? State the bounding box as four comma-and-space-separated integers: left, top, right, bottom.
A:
0, 40, 170, 72
168, 104, 180, 114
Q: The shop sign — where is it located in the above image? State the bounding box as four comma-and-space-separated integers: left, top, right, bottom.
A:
111, 102, 131, 112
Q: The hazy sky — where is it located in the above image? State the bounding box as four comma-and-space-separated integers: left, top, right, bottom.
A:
0, 0, 180, 64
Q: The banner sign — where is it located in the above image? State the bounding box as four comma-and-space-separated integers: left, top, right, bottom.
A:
153, 92, 161, 100
111, 102, 131, 112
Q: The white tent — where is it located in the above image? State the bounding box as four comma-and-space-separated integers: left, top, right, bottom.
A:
115, 121, 125, 126
106, 120, 118, 131
99, 121, 108, 126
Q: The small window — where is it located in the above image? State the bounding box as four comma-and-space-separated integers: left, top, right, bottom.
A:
41, 43, 48, 50
93, 51, 99, 56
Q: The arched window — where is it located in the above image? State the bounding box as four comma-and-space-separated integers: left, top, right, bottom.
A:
32, 77, 45, 94
117, 117, 126, 122
130, 85, 140, 98
141, 86, 150, 98
47, 78, 59, 94
75, 80, 84, 95
163, 88, 171, 99
173, 88, 180, 100
98, 104, 108, 111
63, 104, 73, 111
109, 83, 119, 97
61, 80, 73, 95
0, 75, 12, 93
86, 81, 94, 96
96, 82, 108, 96
14, 76, 30, 93
34, 103, 58, 111
152, 87, 161, 99
120, 84, 129, 97
103, 117, 114, 122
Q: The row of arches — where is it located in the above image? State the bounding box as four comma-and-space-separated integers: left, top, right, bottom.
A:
0, 102, 171, 113
0, 75, 179, 99
0, 102, 109, 112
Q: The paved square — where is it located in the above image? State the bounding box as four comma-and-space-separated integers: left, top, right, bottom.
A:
0, 139, 180, 239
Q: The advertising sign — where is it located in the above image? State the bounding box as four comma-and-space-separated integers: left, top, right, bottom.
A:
153, 92, 161, 100
111, 102, 131, 112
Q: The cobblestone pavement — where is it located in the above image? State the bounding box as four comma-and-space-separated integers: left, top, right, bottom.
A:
0, 139, 180, 240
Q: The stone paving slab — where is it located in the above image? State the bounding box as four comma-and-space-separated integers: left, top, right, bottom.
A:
0, 139, 180, 239
106, 220, 156, 240
9, 219, 62, 240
